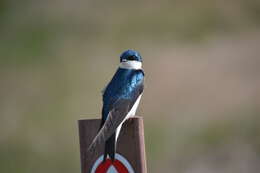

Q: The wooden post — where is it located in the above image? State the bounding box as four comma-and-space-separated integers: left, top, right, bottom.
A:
78, 116, 147, 173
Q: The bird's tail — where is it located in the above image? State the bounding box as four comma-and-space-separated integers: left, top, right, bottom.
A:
103, 132, 116, 163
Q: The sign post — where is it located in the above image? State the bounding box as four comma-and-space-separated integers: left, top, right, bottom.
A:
78, 117, 147, 173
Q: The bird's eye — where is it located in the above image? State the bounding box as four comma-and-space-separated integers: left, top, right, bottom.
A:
128, 56, 135, 60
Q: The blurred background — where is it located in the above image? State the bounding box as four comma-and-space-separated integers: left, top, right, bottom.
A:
1, 0, 260, 173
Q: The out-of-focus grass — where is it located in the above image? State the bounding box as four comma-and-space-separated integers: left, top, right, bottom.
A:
0, 0, 260, 173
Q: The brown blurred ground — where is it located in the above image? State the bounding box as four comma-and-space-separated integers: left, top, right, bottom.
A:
0, 0, 260, 173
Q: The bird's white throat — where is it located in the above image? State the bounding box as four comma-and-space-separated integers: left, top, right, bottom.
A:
119, 61, 142, 70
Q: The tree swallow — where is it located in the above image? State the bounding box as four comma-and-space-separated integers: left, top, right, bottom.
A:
88, 50, 145, 162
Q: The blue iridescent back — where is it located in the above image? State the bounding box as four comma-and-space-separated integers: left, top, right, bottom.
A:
102, 68, 144, 120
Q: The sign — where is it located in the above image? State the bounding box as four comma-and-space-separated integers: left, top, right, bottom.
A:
91, 153, 135, 173
78, 118, 147, 173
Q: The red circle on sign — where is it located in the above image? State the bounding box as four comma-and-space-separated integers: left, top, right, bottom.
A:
91, 154, 135, 173
95, 159, 128, 173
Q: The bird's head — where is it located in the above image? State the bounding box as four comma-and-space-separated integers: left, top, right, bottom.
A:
119, 50, 142, 69
120, 50, 142, 62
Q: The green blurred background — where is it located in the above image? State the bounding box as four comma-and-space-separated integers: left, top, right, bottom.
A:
1, 0, 260, 172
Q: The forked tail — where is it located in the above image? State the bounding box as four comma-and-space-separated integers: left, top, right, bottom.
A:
103, 133, 116, 162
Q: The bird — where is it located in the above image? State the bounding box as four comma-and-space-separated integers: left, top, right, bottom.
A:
88, 50, 145, 162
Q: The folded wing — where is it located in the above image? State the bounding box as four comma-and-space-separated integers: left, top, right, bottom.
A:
88, 99, 132, 152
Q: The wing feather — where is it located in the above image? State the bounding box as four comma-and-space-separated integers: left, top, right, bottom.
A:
87, 99, 131, 152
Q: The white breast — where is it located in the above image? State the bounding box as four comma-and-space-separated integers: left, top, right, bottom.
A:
119, 60, 142, 70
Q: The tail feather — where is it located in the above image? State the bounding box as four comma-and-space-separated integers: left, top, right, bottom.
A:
103, 133, 116, 162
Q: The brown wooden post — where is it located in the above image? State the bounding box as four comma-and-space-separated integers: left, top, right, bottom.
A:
78, 116, 147, 173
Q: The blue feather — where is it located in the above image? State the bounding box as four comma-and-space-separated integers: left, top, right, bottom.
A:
102, 68, 144, 121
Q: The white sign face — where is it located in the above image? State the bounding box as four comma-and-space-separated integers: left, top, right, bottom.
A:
90, 153, 135, 173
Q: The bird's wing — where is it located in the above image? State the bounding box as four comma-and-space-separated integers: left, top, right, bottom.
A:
87, 98, 132, 152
